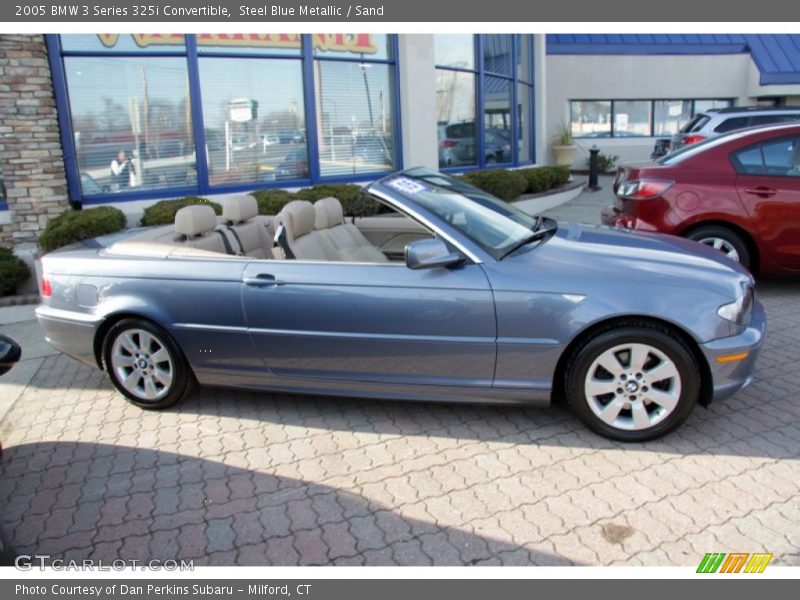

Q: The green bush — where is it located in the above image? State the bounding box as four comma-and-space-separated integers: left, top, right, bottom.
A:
38, 206, 127, 253
249, 189, 297, 216
550, 166, 571, 186
587, 152, 619, 174
140, 196, 221, 226
0, 246, 30, 296
295, 184, 383, 217
461, 169, 528, 201
518, 166, 571, 194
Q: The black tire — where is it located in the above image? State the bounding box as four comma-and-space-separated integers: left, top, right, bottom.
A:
564, 323, 700, 442
102, 318, 195, 410
685, 225, 751, 271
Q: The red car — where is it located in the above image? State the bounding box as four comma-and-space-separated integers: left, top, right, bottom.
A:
602, 123, 800, 276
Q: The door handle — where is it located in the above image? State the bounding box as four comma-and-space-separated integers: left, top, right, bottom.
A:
744, 187, 777, 197
243, 274, 286, 287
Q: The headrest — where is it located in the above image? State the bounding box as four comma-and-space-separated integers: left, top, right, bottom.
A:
276, 200, 316, 238
224, 195, 259, 224
174, 204, 217, 237
314, 197, 344, 230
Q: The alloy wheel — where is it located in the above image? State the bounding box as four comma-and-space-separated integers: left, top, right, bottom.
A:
110, 328, 174, 401
697, 236, 740, 262
583, 342, 682, 431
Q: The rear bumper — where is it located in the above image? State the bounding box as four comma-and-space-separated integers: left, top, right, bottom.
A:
35, 305, 102, 368
700, 300, 766, 403
601, 205, 621, 227
601, 205, 667, 233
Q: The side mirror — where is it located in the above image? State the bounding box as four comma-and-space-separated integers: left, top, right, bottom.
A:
405, 239, 463, 270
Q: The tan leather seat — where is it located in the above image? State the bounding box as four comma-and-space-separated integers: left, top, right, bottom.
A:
313, 197, 388, 263
273, 200, 338, 260
222, 196, 274, 259
174, 205, 229, 254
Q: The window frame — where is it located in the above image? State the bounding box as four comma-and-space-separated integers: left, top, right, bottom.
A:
570, 98, 735, 139
435, 34, 535, 174
46, 34, 403, 205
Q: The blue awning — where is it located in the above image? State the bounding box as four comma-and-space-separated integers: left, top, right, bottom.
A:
546, 34, 800, 86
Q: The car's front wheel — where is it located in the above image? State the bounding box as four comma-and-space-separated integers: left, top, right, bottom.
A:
102, 318, 194, 410
564, 324, 699, 442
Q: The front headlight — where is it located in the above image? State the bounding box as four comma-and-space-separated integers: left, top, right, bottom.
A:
718, 284, 754, 326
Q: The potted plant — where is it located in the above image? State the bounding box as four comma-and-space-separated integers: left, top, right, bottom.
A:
552, 122, 577, 168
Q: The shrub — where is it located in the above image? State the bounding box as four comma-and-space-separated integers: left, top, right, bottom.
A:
295, 184, 383, 217
250, 189, 297, 215
518, 166, 571, 194
587, 152, 619, 174
550, 166, 571, 186
518, 168, 551, 194
460, 169, 527, 202
0, 246, 30, 296
38, 206, 127, 253
140, 196, 222, 226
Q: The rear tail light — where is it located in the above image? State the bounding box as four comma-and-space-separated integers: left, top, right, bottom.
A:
682, 134, 707, 145
41, 276, 52, 298
617, 179, 674, 200
439, 140, 458, 149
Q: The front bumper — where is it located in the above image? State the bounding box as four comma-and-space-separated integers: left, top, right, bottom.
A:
700, 299, 766, 403
35, 305, 103, 368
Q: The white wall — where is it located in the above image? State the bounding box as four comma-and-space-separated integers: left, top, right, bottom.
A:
397, 35, 439, 170
545, 53, 757, 168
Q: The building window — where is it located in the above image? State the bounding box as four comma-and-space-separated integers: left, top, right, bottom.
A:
434, 34, 535, 170
572, 98, 734, 139
314, 55, 396, 178
653, 100, 693, 137
49, 34, 400, 203
63, 54, 196, 196
198, 58, 307, 186
613, 100, 652, 137
571, 101, 611, 138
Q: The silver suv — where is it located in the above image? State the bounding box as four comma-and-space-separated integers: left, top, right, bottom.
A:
669, 106, 800, 152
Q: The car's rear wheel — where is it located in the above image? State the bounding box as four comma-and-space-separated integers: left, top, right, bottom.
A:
685, 225, 751, 270
102, 318, 194, 410
564, 324, 699, 442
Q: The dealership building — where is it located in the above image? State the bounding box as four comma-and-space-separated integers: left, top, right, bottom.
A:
2, 32, 800, 260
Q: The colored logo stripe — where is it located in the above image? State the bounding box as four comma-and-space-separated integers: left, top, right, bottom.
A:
744, 553, 773, 573
720, 553, 749, 573
697, 552, 773, 573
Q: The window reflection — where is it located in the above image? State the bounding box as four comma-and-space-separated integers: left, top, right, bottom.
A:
571, 101, 612, 138
199, 59, 307, 185
314, 61, 395, 177
436, 70, 477, 168
484, 77, 513, 164
64, 56, 196, 195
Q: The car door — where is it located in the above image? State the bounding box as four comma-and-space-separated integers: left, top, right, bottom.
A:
241, 260, 497, 387
734, 135, 800, 270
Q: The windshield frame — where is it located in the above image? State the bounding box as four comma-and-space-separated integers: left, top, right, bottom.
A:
368, 168, 554, 262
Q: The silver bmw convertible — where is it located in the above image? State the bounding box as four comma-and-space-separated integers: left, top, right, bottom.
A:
36, 168, 765, 441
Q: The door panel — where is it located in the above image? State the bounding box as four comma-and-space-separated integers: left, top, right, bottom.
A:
241, 261, 496, 387
733, 135, 800, 270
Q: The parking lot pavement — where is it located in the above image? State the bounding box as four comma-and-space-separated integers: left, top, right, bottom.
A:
541, 174, 616, 223
0, 186, 798, 567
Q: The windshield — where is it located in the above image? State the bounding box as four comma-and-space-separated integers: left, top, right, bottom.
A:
375, 168, 552, 260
